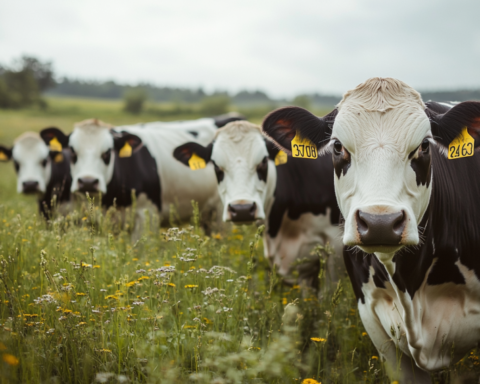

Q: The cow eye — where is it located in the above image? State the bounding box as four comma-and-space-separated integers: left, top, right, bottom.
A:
101, 149, 112, 165
212, 162, 224, 183
421, 139, 430, 153
69, 147, 77, 164
256, 156, 268, 182
41, 159, 48, 168
333, 140, 343, 155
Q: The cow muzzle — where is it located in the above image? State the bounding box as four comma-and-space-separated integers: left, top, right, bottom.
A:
227, 202, 257, 223
77, 177, 99, 193
22, 181, 40, 194
356, 210, 406, 247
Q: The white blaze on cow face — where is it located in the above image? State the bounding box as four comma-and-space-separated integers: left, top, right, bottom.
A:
12, 132, 51, 194
211, 122, 276, 222
68, 119, 115, 194
331, 78, 433, 256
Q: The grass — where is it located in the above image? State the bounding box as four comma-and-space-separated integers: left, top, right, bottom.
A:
0, 99, 480, 383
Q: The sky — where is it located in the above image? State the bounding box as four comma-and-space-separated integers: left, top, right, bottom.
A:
1, 0, 479, 98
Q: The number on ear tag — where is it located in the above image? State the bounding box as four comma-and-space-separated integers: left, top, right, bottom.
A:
188, 153, 206, 170
49, 137, 62, 152
291, 132, 317, 159
448, 127, 475, 160
119, 142, 132, 158
54, 153, 64, 163
274, 150, 288, 166
0, 151, 8, 161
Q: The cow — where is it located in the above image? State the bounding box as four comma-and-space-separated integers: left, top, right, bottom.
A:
40, 115, 242, 230
173, 121, 344, 288
0, 131, 72, 218
262, 77, 480, 383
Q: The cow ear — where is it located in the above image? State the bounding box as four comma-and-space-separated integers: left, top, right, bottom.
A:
0, 146, 12, 162
40, 127, 69, 151
113, 132, 143, 158
262, 106, 336, 155
173, 142, 212, 167
427, 101, 480, 151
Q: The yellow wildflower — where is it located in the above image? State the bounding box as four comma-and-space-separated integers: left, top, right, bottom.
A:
371, 356, 379, 360
211, 233, 222, 240
93, 265, 101, 269
81, 262, 92, 268
168, 283, 176, 287
105, 295, 118, 300
63, 309, 72, 314
302, 379, 320, 384
184, 285, 198, 289
76, 293, 86, 296
97, 349, 112, 353
81, 217, 87, 221
282, 298, 287, 305
362, 332, 367, 336
310, 338, 326, 343
203, 317, 213, 324
125, 281, 136, 287
183, 325, 196, 329
77, 322, 87, 326
2, 354, 19, 366
137, 276, 149, 281
132, 258, 138, 261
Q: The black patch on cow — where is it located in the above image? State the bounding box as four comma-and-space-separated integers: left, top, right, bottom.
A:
113, 131, 143, 153
211, 160, 224, 183
425, 101, 453, 115
69, 146, 78, 164
173, 142, 213, 166
214, 114, 246, 128
410, 141, 432, 187
188, 131, 198, 138
102, 146, 161, 211
13, 160, 19, 173
0, 145, 12, 161
39, 149, 72, 218
332, 142, 351, 179
256, 156, 268, 182
101, 149, 112, 165
427, 244, 466, 285
267, 154, 341, 238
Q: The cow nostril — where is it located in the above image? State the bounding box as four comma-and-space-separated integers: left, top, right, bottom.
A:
356, 210, 368, 235
249, 202, 257, 215
228, 204, 237, 215
393, 210, 406, 234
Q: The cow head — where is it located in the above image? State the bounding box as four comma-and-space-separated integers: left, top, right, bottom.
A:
41, 119, 142, 194
173, 121, 278, 223
263, 78, 480, 257
0, 132, 52, 194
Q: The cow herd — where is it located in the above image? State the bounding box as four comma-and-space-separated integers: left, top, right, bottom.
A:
2, 77, 480, 383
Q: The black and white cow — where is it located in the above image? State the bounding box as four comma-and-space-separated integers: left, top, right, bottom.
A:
40, 116, 241, 227
262, 77, 480, 383
0, 131, 72, 218
173, 121, 343, 287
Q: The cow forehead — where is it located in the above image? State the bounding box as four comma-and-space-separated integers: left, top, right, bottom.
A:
13, 135, 48, 161
70, 126, 113, 152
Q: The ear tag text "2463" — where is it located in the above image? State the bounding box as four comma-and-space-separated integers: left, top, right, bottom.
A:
448, 127, 474, 160
188, 153, 206, 170
291, 132, 317, 159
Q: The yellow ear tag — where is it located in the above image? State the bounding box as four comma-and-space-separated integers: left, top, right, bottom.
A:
188, 153, 206, 170
274, 150, 288, 166
49, 137, 62, 152
54, 153, 64, 163
0, 151, 8, 161
448, 127, 474, 160
291, 131, 318, 159
119, 142, 133, 158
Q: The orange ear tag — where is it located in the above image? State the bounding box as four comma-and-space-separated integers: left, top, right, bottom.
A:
274, 150, 288, 166
119, 142, 132, 158
49, 137, 62, 152
0, 151, 8, 161
448, 127, 474, 159
291, 131, 318, 159
188, 153, 206, 170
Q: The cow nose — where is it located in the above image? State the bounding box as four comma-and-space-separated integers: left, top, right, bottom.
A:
228, 202, 257, 223
356, 210, 406, 245
77, 177, 99, 193
22, 181, 39, 193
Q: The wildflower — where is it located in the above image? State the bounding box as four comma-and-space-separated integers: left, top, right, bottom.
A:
105, 295, 118, 300
136, 269, 146, 274
81, 262, 92, 268
310, 337, 326, 343
93, 265, 101, 268
132, 301, 144, 306
77, 322, 87, 326
184, 285, 198, 289
371, 356, 379, 360
183, 325, 196, 329
125, 281, 136, 287
132, 258, 138, 261
97, 349, 112, 353
302, 379, 320, 384
100, 289, 107, 292
168, 283, 176, 287
362, 332, 367, 336
2, 353, 19, 366
63, 309, 72, 314
137, 276, 149, 281
76, 293, 86, 296
282, 298, 288, 305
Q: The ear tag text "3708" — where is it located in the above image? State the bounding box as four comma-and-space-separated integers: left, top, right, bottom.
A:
448, 127, 474, 160
275, 150, 288, 166
119, 142, 132, 158
188, 153, 206, 170
49, 137, 62, 152
291, 132, 317, 159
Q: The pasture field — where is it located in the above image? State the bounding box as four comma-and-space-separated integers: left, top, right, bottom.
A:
1, 101, 480, 383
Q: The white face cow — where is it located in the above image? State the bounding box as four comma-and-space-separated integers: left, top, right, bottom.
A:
173, 121, 277, 223
41, 119, 141, 194
0, 132, 52, 194
262, 78, 471, 259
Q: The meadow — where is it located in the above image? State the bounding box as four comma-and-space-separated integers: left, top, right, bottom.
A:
0, 98, 479, 383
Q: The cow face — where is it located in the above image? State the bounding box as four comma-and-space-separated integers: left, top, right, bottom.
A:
263, 78, 480, 257
42, 120, 142, 195
0, 132, 51, 194
174, 121, 277, 223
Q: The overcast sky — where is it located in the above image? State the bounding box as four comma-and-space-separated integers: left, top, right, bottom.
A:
1, 0, 479, 97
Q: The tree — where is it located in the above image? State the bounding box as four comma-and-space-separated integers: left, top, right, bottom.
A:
200, 95, 230, 116
291, 95, 311, 110
123, 88, 147, 114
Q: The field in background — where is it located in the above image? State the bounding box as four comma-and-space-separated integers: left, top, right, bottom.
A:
0, 99, 480, 383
